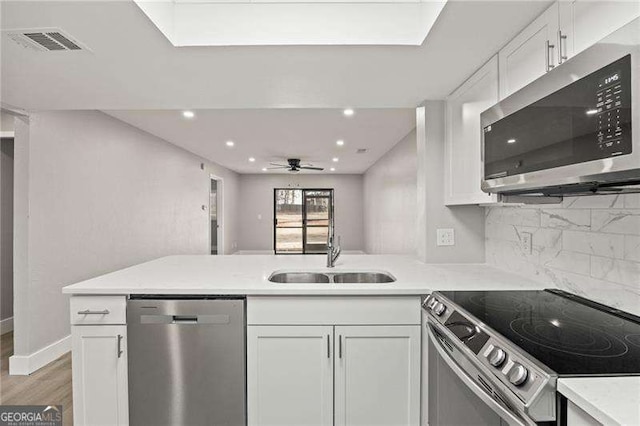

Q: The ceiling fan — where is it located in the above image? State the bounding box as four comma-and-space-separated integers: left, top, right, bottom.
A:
268, 158, 324, 172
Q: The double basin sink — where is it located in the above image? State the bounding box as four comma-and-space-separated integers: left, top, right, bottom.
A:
269, 271, 396, 284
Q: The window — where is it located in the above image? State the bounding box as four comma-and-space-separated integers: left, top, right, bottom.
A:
274, 188, 333, 254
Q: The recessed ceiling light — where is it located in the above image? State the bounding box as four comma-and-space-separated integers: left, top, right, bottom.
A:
330, 167, 336, 172
586, 109, 599, 115
507, 139, 517, 144
249, 157, 256, 162
332, 157, 339, 162
225, 140, 235, 147
261, 167, 268, 172
343, 108, 354, 117
182, 110, 195, 119
336, 139, 345, 146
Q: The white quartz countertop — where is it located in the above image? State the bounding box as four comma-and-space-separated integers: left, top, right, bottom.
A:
559, 377, 640, 426
62, 254, 545, 295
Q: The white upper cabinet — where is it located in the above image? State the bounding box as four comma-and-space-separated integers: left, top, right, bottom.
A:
499, 0, 640, 101
444, 55, 500, 206
563, 0, 640, 59
498, 3, 559, 99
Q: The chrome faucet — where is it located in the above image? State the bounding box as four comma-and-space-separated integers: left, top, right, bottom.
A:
326, 221, 341, 268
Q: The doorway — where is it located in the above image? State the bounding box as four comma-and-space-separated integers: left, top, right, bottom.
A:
274, 188, 333, 254
1, 138, 14, 337
210, 176, 223, 255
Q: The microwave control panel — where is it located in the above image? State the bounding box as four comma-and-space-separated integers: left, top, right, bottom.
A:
596, 70, 625, 153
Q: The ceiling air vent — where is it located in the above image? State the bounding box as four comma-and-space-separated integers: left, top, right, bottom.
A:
356, 148, 368, 154
5, 29, 87, 52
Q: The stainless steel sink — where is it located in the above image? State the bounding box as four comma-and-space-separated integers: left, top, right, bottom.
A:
269, 272, 330, 283
268, 271, 395, 284
332, 272, 395, 283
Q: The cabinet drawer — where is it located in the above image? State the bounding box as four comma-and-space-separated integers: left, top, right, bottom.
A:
70, 296, 127, 325
247, 296, 421, 325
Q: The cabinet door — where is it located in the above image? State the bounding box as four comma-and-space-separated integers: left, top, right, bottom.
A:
247, 325, 333, 426
335, 325, 421, 426
499, 3, 559, 99
445, 55, 499, 205
566, 401, 601, 426
72, 325, 128, 426
570, 0, 640, 57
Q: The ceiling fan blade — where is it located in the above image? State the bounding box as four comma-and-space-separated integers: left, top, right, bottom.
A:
300, 166, 324, 171
269, 162, 288, 167
267, 166, 290, 169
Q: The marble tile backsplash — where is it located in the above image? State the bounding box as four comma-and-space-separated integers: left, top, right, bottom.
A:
485, 194, 640, 315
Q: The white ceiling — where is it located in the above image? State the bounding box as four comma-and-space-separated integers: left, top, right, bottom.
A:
104, 108, 416, 174
0, 0, 553, 110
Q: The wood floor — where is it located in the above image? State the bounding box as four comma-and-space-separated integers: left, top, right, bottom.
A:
0, 332, 74, 426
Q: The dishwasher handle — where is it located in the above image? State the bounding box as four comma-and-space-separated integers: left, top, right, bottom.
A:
139, 314, 231, 325
173, 315, 198, 324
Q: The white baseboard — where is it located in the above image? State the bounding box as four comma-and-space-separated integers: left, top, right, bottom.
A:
0, 316, 13, 334
233, 250, 273, 255
9, 334, 71, 375
233, 250, 367, 255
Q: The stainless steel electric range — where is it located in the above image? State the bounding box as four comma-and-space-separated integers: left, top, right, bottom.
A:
424, 289, 640, 426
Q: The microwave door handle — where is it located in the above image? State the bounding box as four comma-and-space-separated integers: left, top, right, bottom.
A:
427, 326, 532, 426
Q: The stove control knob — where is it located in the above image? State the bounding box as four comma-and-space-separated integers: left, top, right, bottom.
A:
488, 348, 506, 367
509, 364, 528, 386
433, 302, 446, 316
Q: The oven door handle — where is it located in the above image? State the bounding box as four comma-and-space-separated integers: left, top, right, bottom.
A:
428, 325, 532, 426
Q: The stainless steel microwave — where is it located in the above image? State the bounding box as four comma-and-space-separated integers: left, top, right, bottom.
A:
481, 18, 640, 197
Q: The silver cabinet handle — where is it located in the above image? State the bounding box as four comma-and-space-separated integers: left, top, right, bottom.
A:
77, 309, 110, 315
339, 335, 342, 359
558, 30, 568, 64
546, 40, 555, 72
117, 334, 123, 358
327, 334, 330, 359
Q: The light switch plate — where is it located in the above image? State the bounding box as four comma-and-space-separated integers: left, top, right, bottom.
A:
521, 232, 532, 255
436, 228, 455, 246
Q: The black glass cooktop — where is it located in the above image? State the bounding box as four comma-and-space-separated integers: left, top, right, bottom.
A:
438, 289, 640, 376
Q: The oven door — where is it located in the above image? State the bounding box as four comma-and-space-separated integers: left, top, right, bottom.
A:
428, 323, 535, 426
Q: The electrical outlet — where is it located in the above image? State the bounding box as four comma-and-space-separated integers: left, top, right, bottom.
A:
521, 232, 532, 255
436, 228, 455, 246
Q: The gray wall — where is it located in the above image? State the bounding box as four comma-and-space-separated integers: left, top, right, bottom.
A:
1, 113, 15, 132
417, 102, 485, 263
363, 129, 417, 254
486, 196, 640, 315
12, 111, 239, 358
1, 138, 14, 322
237, 174, 364, 251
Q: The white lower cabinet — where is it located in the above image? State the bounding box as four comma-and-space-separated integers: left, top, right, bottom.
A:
248, 324, 421, 426
566, 400, 600, 426
334, 326, 421, 426
247, 325, 334, 426
71, 325, 129, 426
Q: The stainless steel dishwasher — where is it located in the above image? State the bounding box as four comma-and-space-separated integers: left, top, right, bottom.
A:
127, 296, 246, 426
